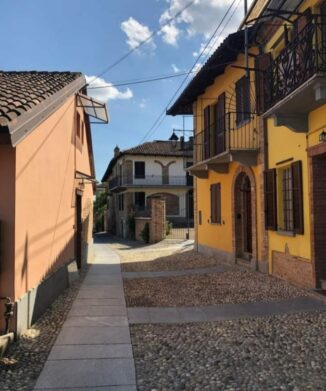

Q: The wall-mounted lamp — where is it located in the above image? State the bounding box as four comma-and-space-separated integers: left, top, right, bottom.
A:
319, 130, 326, 143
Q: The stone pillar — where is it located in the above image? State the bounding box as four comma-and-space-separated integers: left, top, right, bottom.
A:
148, 196, 166, 243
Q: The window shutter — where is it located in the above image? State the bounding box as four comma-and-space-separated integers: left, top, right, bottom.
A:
210, 183, 221, 224
255, 53, 271, 114
291, 161, 304, 234
216, 93, 226, 154
203, 106, 210, 159
264, 169, 277, 230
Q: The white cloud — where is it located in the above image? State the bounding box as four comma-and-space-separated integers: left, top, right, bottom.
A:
161, 23, 181, 46
171, 63, 180, 73
159, 0, 254, 47
85, 76, 133, 102
121, 17, 156, 51
138, 98, 147, 109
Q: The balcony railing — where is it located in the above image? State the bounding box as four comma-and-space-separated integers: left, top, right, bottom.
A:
109, 175, 193, 190
264, 15, 326, 111
194, 112, 258, 163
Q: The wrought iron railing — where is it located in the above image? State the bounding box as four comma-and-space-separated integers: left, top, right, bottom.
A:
194, 112, 259, 163
264, 15, 326, 111
109, 175, 192, 190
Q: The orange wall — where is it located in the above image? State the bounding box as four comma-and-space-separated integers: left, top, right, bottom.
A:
0, 145, 16, 300
14, 97, 94, 300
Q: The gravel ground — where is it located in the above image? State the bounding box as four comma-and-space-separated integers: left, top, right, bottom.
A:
131, 311, 326, 391
117, 246, 231, 273
0, 267, 87, 391
124, 271, 309, 307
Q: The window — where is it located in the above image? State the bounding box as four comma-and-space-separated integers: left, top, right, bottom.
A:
235, 76, 250, 125
118, 194, 124, 211
210, 183, 221, 224
135, 192, 145, 210
264, 161, 303, 234
134, 161, 145, 178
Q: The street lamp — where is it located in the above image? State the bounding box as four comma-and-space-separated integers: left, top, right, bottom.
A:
319, 131, 326, 143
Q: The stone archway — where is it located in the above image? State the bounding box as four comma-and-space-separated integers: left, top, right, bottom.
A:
232, 166, 257, 264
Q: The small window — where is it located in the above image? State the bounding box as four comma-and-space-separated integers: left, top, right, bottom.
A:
235, 76, 250, 125
210, 183, 221, 224
134, 161, 145, 178
264, 161, 304, 234
135, 192, 145, 210
82, 121, 85, 144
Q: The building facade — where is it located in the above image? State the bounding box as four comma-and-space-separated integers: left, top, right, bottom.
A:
102, 139, 193, 239
0, 71, 107, 334
245, 0, 326, 289
168, 30, 268, 273
168, 0, 326, 290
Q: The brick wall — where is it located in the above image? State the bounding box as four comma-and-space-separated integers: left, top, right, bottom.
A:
149, 197, 166, 243
272, 250, 314, 289
135, 217, 151, 241
309, 150, 326, 286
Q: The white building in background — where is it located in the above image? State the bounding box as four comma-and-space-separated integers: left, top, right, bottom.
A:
102, 136, 194, 238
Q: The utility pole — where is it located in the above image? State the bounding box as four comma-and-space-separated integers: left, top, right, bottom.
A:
244, 0, 249, 78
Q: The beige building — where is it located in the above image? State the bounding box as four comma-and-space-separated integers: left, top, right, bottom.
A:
102, 138, 193, 239
0, 71, 107, 334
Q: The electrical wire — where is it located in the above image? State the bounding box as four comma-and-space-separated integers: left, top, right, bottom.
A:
139, 0, 239, 144
88, 0, 197, 85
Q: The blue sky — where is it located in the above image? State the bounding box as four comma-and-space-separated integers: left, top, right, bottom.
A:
1, 0, 249, 179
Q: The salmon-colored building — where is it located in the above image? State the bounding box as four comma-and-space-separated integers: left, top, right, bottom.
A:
0, 71, 107, 334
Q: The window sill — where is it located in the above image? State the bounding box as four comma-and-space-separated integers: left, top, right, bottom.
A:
277, 230, 295, 237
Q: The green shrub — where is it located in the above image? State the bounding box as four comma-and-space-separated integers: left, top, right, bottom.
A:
166, 220, 173, 235
140, 222, 150, 243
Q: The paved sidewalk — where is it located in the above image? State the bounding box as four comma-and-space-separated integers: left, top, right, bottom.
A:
127, 296, 326, 324
34, 238, 137, 391
122, 264, 233, 279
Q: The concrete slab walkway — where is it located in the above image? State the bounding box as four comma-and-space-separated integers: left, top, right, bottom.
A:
34, 238, 137, 391
127, 296, 326, 324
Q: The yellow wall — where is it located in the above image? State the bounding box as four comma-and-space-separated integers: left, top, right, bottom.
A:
193, 51, 264, 261
308, 103, 326, 148
267, 120, 311, 266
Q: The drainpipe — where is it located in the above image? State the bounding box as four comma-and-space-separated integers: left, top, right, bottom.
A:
0, 297, 14, 335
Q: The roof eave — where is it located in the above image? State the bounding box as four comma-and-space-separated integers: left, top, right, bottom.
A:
6, 75, 86, 147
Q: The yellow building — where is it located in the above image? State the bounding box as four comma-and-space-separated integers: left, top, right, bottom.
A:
243, 0, 326, 289
168, 29, 269, 274
168, 0, 326, 290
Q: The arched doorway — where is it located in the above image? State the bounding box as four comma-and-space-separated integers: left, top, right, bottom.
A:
234, 172, 253, 260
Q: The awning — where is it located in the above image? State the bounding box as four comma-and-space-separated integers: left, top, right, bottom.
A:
77, 93, 109, 124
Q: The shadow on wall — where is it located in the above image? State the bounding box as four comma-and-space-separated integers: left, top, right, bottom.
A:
13, 212, 92, 336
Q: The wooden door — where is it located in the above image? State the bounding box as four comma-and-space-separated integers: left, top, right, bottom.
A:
243, 176, 252, 254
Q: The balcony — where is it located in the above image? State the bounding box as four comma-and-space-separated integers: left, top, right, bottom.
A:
190, 112, 259, 178
108, 175, 193, 192
263, 15, 326, 131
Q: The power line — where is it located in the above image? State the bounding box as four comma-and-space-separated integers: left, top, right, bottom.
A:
88, 0, 197, 85
139, 0, 239, 144
87, 61, 236, 90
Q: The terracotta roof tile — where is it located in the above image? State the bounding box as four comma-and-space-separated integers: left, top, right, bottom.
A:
122, 140, 193, 157
0, 71, 82, 127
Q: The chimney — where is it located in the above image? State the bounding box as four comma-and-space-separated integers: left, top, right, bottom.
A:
114, 145, 120, 158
